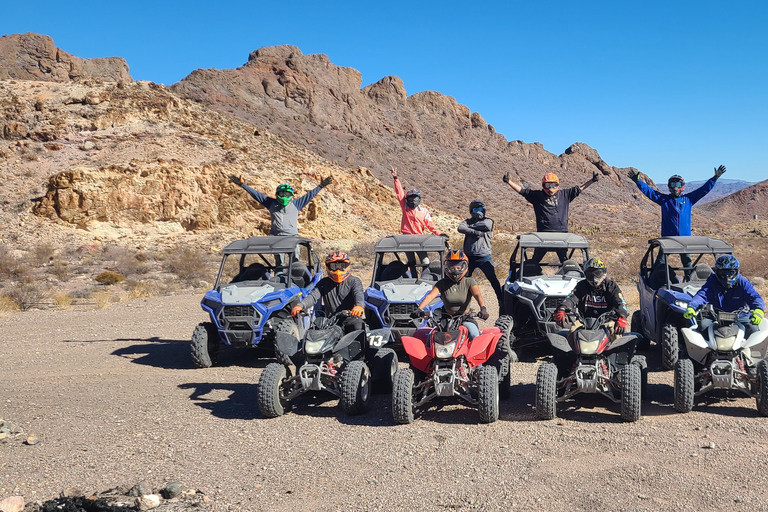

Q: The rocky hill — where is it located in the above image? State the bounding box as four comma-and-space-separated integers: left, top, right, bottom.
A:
698, 180, 768, 223
686, 178, 755, 203
0, 33, 741, 255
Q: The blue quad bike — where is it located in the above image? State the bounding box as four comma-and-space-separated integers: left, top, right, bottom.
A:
191, 236, 322, 368
635, 236, 734, 370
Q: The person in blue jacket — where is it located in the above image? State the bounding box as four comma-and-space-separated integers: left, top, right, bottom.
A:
628, 165, 725, 272
230, 174, 333, 236
684, 255, 765, 334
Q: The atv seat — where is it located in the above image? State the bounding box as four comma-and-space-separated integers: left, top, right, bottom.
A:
556, 259, 583, 279
231, 263, 267, 283
290, 261, 310, 288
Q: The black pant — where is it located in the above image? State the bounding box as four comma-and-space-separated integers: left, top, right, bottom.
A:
530, 247, 568, 264
341, 316, 365, 335
468, 255, 503, 305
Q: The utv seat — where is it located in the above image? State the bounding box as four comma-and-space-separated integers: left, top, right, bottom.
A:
290, 261, 310, 288
231, 263, 267, 283
379, 260, 409, 282
687, 263, 712, 284
556, 259, 584, 279
420, 260, 442, 282
522, 261, 543, 278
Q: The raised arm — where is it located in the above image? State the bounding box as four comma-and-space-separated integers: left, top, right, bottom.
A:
502, 171, 523, 194
579, 171, 600, 192
391, 166, 405, 201
230, 175, 273, 207
685, 166, 725, 205
627, 170, 664, 205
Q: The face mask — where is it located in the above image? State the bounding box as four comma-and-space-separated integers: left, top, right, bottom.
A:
276, 191, 293, 206
471, 207, 485, 219
406, 196, 421, 208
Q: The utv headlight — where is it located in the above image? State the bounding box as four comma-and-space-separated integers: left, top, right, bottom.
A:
521, 291, 539, 301
674, 300, 689, 309
202, 299, 219, 311
435, 342, 457, 359
262, 299, 282, 310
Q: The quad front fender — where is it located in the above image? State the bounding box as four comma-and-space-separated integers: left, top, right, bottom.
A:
401, 335, 431, 374
466, 328, 501, 368
334, 330, 365, 361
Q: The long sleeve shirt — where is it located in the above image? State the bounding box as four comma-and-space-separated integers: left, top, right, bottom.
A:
559, 278, 628, 320
634, 177, 717, 236
394, 177, 440, 235
241, 183, 322, 235
458, 217, 493, 258
298, 276, 365, 314
687, 274, 764, 312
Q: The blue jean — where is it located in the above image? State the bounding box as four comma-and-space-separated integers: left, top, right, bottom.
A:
464, 321, 480, 340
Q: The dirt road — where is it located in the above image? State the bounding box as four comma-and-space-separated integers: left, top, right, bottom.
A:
2, 294, 768, 511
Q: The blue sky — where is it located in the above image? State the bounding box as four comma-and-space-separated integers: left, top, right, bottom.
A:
3, 1, 767, 183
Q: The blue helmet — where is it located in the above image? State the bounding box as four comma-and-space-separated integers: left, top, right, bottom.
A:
715, 254, 739, 289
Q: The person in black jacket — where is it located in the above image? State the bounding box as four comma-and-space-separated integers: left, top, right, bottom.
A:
291, 251, 365, 333
457, 199, 502, 308
553, 257, 628, 339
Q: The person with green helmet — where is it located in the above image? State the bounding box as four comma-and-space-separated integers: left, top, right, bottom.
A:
230, 174, 333, 235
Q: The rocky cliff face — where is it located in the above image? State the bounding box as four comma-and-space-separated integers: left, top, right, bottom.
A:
0, 33, 132, 83
698, 180, 768, 223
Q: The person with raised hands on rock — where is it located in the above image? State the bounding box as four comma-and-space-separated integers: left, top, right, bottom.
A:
502, 170, 599, 263
230, 173, 333, 236
683, 255, 764, 335
291, 251, 366, 335
554, 257, 629, 340
628, 165, 726, 272
415, 249, 490, 340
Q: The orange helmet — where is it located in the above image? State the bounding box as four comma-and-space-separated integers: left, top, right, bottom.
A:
542, 172, 560, 196
325, 251, 351, 283
444, 249, 469, 283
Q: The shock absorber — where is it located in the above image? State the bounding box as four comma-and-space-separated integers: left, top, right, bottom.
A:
599, 359, 610, 379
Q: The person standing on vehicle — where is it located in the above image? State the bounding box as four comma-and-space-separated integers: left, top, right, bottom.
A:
502, 170, 599, 263
628, 165, 726, 272
458, 199, 503, 309
230, 173, 333, 236
416, 250, 490, 340
390, 166, 445, 237
554, 257, 629, 340
291, 252, 366, 334
683, 255, 764, 335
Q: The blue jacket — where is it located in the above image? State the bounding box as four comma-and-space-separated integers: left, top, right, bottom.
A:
634, 177, 717, 236
688, 274, 765, 312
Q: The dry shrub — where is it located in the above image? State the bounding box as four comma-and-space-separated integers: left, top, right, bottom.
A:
0, 295, 19, 313
49, 259, 71, 281
88, 289, 113, 309
4, 283, 47, 311
0, 245, 25, 279
126, 279, 159, 299
348, 240, 377, 267
31, 242, 55, 267
51, 294, 73, 310
166, 246, 214, 282
96, 271, 126, 285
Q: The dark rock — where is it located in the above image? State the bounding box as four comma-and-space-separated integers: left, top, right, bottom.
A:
128, 480, 153, 497
161, 481, 183, 499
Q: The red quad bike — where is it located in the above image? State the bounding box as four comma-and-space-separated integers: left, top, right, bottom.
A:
535, 311, 647, 422
392, 310, 507, 424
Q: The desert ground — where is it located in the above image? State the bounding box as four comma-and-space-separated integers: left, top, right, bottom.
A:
3, 282, 768, 512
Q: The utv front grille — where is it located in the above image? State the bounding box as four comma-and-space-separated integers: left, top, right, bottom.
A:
389, 303, 418, 316
223, 305, 255, 318
544, 297, 563, 310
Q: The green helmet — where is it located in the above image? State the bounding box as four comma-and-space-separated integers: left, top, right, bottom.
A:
275, 183, 294, 206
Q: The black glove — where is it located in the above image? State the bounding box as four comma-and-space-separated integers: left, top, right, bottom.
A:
439, 233, 450, 239
478, 306, 490, 321
410, 309, 426, 319
592, 171, 599, 182
229, 175, 244, 186
714, 165, 726, 178
320, 175, 333, 188
502, 172, 510, 184
626, 169, 639, 182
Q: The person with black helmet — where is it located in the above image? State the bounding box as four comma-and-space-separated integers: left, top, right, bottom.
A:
628, 165, 726, 272
390, 166, 445, 236
684, 255, 764, 334
554, 257, 629, 339
457, 199, 503, 309
415, 249, 490, 340
291, 251, 366, 335
230, 173, 333, 236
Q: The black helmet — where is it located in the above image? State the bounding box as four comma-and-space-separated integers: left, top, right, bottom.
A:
584, 257, 607, 288
469, 199, 486, 219
405, 189, 421, 209
667, 174, 685, 196
714, 254, 739, 289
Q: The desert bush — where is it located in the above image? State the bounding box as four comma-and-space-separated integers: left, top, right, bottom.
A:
126, 279, 159, 299
96, 271, 126, 285
0, 245, 25, 279
51, 294, 73, 310
4, 283, 47, 311
31, 242, 56, 267
348, 240, 377, 267
0, 295, 19, 313
88, 289, 114, 309
165, 246, 215, 282
49, 259, 71, 281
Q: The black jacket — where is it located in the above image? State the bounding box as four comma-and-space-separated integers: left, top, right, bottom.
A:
559, 278, 628, 320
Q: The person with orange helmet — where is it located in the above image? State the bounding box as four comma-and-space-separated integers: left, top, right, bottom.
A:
502, 169, 599, 262
291, 251, 365, 334
415, 249, 490, 339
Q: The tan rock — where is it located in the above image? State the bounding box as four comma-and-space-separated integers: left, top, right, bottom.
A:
0, 496, 24, 512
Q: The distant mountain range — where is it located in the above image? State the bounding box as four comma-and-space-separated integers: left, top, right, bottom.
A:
685, 179, 756, 203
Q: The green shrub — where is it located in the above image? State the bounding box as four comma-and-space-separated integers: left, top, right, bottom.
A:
96, 271, 126, 285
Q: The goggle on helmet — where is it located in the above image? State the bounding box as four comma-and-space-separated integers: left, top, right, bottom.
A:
444, 249, 469, 283
325, 251, 351, 283
584, 257, 607, 288
275, 183, 295, 206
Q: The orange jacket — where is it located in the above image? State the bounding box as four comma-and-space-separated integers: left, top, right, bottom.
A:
394, 177, 441, 235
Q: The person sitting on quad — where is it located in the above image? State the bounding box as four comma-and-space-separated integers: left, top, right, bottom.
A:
230, 173, 333, 236
502, 170, 598, 263
457, 199, 503, 309
628, 165, 725, 273
554, 257, 629, 339
291, 251, 365, 334
683, 255, 764, 334
415, 249, 490, 340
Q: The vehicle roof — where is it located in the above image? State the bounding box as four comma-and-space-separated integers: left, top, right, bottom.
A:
517, 232, 589, 249
222, 236, 311, 254
649, 236, 734, 254
374, 234, 447, 252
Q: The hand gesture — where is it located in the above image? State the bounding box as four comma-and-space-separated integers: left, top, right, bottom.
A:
229, 175, 244, 186
502, 172, 510, 184
320, 175, 333, 188
626, 169, 639, 182
714, 165, 726, 178
592, 171, 599, 182
390, 166, 398, 179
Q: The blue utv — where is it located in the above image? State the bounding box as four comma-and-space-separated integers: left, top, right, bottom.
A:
635, 236, 734, 370
191, 236, 322, 368
363, 234, 447, 343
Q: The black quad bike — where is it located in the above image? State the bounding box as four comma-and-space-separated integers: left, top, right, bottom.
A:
258, 311, 397, 417
535, 311, 647, 422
